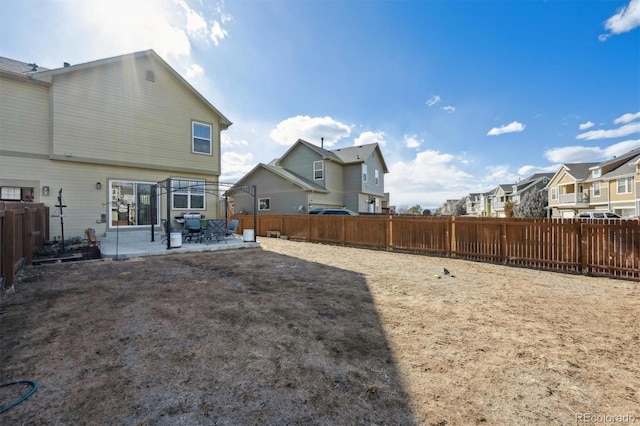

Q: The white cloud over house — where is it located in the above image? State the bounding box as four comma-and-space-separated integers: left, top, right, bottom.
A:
576, 122, 640, 140
269, 116, 352, 147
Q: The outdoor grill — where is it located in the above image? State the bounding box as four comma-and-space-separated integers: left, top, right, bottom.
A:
175, 212, 203, 224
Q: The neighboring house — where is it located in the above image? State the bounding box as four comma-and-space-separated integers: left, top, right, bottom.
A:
547, 147, 640, 218
231, 139, 389, 215
0, 50, 231, 238
582, 148, 640, 217
478, 190, 493, 217
546, 163, 597, 218
464, 193, 481, 216
491, 184, 513, 217
440, 199, 460, 216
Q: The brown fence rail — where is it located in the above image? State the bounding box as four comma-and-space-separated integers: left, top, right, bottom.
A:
234, 214, 640, 281
0, 202, 49, 288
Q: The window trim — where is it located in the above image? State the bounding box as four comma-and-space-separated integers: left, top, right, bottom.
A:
192, 121, 212, 155
550, 188, 558, 200
313, 160, 324, 180
617, 177, 632, 194
1, 186, 21, 200
362, 164, 368, 183
171, 179, 205, 210
375, 169, 379, 186
258, 198, 271, 211
593, 181, 601, 197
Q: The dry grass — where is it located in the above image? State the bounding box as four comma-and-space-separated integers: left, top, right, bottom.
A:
0, 237, 638, 425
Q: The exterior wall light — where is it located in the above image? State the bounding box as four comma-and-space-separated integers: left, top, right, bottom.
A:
42, 186, 50, 196
96, 182, 102, 190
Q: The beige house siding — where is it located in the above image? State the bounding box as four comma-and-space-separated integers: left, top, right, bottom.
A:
48, 54, 222, 175
0, 76, 50, 157
323, 160, 344, 194
0, 155, 220, 238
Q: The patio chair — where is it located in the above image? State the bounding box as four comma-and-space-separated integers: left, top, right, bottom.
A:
203, 219, 227, 244
183, 219, 204, 243
226, 219, 239, 237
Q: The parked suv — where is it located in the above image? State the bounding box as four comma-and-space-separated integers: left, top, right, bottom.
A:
578, 212, 621, 219
308, 208, 358, 215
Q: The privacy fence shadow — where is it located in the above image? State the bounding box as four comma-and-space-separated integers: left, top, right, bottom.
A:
236, 215, 640, 281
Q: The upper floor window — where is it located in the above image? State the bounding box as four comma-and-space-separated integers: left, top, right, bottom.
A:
258, 198, 271, 211
592, 169, 601, 178
192, 122, 212, 155
362, 164, 368, 183
172, 179, 204, 209
593, 182, 601, 197
313, 161, 324, 180
550, 188, 558, 200
375, 169, 379, 186
617, 177, 633, 194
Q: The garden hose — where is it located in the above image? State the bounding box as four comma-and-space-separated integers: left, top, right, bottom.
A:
0, 380, 38, 414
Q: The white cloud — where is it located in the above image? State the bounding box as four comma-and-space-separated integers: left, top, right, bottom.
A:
184, 63, 204, 80
614, 111, 640, 124
386, 150, 475, 206
600, 0, 640, 41
221, 133, 249, 149
220, 151, 255, 182
354, 131, 386, 147
426, 95, 441, 107
482, 165, 520, 185
210, 20, 228, 45
442, 105, 456, 113
576, 122, 640, 140
517, 164, 561, 176
486, 121, 526, 136
579, 121, 595, 130
269, 116, 352, 147
544, 139, 640, 163
404, 134, 421, 149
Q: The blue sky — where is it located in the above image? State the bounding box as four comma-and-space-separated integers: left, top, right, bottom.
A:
1, 0, 639, 209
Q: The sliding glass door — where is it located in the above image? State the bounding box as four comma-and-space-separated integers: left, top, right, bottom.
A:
109, 180, 159, 228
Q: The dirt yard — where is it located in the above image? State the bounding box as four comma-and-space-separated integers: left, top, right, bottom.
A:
1, 238, 638, 425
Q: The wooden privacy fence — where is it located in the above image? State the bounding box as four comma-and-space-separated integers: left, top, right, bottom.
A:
235, 215, 640, 280
0, 202, 49, 288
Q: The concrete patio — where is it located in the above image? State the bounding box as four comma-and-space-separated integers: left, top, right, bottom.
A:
99, 230, 260, 260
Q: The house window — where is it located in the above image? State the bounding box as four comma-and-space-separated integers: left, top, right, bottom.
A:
313, 161, 324, 180
593, 182, 601, 197
617, 177, 633, 194
592, 169, 601, 178
172, 179, 205, 209
1, 187, 21, 200
258, 198, 271, 211
110, 180, 159, 227
192, 122, 212, 155
362, 164, 368, 183
375, 169, 379, 186
551, 188, 557, 200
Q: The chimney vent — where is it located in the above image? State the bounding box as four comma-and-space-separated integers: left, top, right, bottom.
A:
64, 62, 71, 67
321, 137, 324, 149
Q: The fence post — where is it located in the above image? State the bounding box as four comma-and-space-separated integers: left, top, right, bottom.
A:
387, 215, 393, 251
449, 216, 456, 256
4, 210, 17, 288
579, 222, 588, 275
501, 221, 507, 263
23, 208, 33, 265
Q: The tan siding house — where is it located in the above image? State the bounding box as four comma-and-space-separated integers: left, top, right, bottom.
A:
0, 50, 231, 238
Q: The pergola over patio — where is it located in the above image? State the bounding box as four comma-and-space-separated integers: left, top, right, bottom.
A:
150, 178, 257, 249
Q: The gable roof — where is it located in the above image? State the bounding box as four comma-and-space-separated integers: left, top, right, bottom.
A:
233, 163, 329, 193
601, 152, 640, 179
5, 50, 232, 129
277, 139, 389, 173
556, 163, 599, 181
332, 143, 389, 173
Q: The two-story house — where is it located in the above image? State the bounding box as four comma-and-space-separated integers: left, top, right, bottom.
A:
231, 139, 389, 215
582, 148, 640, 217
546, 163, 598, 218
0, 50, 231, 238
